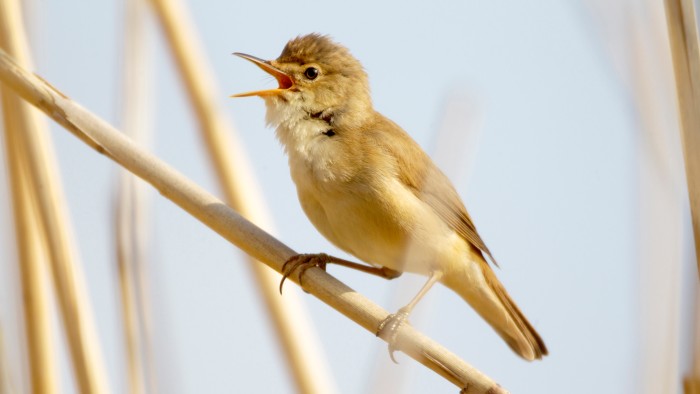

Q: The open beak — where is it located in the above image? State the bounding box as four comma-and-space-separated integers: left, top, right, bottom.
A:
231, 53, 294, 97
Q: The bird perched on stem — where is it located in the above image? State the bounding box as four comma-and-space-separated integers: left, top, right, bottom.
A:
232, 33, 547, 361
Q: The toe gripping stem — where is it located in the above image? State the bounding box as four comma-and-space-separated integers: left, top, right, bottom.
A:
278, 253, 330, 294
278, 253, 402, 294
376, 306, 412, 364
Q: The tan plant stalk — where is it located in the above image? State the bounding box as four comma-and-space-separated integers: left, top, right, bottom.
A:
0, 1, 111, 392
687, 288, 700, 394
0, 328, 12, 394
115, 0, 155, 392
664, 0, 700, 391
115, 208, 145, 394
0, 48, 509, 394
2, 90, 59, 393
664, 0, 700, 279
0, 5, 59, 394
144, 0, 336, 392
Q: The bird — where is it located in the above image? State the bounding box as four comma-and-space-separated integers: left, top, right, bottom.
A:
232, 33, 547, 361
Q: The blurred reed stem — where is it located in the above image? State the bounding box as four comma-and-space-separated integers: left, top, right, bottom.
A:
115, 0, 156, 392
0, 49, 508, 393
0, 328, 11, 394
0, 329, 12, 394
0, 0, 110, 392
664, 0, 700, 390
145, 0, 336, 392
664, 0, 700, 279
2, 88, 59, 393
1, 3, 58, 387
367, 93, 483, 393
687, 287, 700, 394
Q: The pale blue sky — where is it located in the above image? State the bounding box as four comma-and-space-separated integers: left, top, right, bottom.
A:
0, 1, 694, 393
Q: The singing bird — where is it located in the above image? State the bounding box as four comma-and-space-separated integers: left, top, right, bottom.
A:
232, 34, 547, 361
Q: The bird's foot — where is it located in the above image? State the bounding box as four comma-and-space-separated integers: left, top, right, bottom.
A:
376, 307, 412, 363
279, 253, 330, 294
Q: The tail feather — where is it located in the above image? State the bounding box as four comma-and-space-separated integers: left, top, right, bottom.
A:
445, 253, 548, 360
482, 264, 548, 360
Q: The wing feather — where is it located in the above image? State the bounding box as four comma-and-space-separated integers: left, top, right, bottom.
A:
372, 115, 499, 266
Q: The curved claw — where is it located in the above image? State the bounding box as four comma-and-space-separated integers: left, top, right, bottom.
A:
376, 307, 411, 364
279, 255, 301, 294
388, 343, 400, 364
278, 253, 329, 294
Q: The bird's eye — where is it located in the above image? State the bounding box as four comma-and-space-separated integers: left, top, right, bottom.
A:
304, 67, 319, 80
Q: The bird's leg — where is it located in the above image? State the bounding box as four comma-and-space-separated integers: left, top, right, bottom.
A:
376, 270, 444, 363
279, 253, 402, 294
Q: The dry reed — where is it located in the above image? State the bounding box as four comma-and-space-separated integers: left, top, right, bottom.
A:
664, 0, 700, 278
2, 91, 59, 393
0, 0, 110, 392
665, 0, 700, 391
115, 0, 156, 392
0, 328, 13, 394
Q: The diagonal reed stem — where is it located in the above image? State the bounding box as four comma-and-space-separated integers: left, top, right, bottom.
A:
0, 48, 508, 394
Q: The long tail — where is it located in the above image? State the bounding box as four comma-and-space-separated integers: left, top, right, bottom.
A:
444, 254, 548, 360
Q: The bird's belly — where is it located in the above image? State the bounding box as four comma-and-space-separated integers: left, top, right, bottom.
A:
292, 166, 457, 275
306, 191, 407, 269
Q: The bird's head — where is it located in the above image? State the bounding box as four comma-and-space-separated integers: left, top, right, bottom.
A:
232, 34, 373, 128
